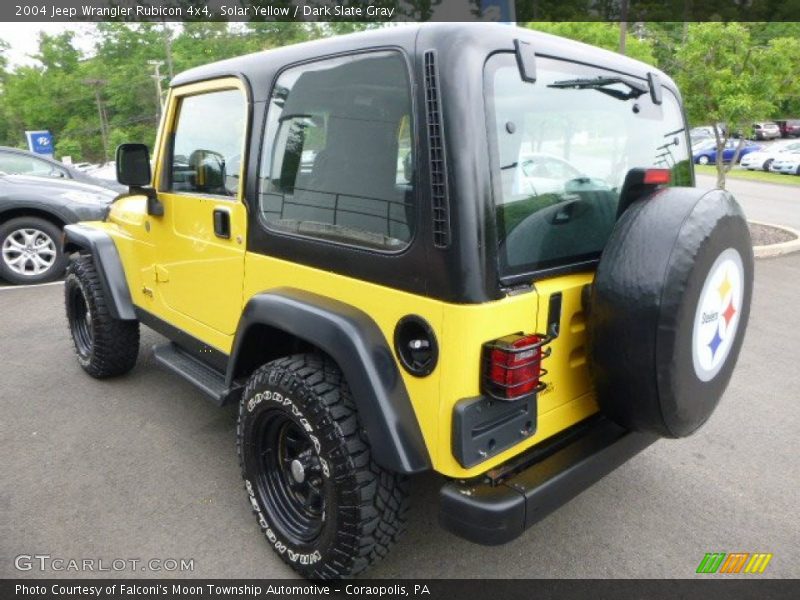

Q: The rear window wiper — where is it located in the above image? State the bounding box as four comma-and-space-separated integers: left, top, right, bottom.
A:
548, 76, 648, 101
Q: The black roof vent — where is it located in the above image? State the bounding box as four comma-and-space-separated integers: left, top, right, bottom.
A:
424, 50, 451, 249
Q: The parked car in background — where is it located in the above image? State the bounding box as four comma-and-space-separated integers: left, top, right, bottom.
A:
752, 122, 781, 141
85, 162, 119, 186
0, 174, 116, 284
689, 123, 745, 145
71, 162, 98, 172
769, 151, 800, 175
689, 127, 714, 147
692, 139, 762, 165
0, 146, 126, 193
740, 140, 800, 171
775, 119, 800, 138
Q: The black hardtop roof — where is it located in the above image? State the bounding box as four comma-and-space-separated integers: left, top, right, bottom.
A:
170, 23, 678, 102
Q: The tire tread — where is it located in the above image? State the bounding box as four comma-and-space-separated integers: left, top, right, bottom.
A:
65, 255, 139, 378
237, 353, 409, 579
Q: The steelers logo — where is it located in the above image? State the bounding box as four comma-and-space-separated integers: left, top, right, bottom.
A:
692, 248, 745, 382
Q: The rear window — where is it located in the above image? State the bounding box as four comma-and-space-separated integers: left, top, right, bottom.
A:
485, 53, 691, 277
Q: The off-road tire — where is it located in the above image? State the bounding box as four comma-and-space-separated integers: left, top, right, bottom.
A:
65, 255, 139, 378
0, 216, 66, 284
237, 354, 409, 579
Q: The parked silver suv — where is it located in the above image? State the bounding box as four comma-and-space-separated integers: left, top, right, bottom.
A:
752, 121, 781, 141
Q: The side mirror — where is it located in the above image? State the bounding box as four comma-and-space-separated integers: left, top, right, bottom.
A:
188, 149, 226, 193
116, 143, 152, 187
116, 143, 162, 216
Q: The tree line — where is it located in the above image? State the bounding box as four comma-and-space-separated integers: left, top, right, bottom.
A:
1, 21, 798, 186
0, 22, 377, 163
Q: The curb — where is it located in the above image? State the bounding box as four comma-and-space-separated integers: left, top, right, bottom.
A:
749, 220, 800, 258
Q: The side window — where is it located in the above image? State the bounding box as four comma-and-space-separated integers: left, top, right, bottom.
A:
169, 88, 246, 197
0, 152, 63, 178
258, 51, 415, 251
31, 158, 67, 178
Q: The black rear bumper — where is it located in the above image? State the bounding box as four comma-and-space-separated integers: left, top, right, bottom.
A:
439, 417, 657, 545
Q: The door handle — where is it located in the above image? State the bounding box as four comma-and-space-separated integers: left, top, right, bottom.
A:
213, 208, 231, 239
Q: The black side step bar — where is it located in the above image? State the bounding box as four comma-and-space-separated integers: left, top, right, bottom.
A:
152, 343, 240, 406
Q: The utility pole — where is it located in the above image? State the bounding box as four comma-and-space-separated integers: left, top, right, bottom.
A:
83, 78, 110, 163
148, 60, 165, 122
619, 0, 629, 55
162, 23, 175, 79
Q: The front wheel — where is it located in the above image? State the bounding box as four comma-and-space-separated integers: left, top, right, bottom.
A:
237, 354, 409, 579
697, 155, 710, 165
65, 255, 140, 378
763, 159, 774, 172
0, 217, 66, 284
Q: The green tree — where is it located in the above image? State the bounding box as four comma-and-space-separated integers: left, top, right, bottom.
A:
526, 22, 656, 64
0, 39, 10, 145
0, 38, 8, 79
55, 137, 83, 162
674, 23, 800, 188
35, 32, 81, 73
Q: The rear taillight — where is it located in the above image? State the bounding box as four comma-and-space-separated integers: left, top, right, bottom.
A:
643, 168, 671, 185
482, 333, 549, 401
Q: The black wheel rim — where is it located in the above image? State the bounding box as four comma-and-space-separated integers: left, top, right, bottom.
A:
253, 409, 328, 545
68, 283, 93, 357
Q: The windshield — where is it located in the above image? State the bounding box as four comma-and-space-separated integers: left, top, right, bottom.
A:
486, 54, 692, 277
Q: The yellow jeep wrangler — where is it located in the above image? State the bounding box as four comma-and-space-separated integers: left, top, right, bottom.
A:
62, 24, 753, 579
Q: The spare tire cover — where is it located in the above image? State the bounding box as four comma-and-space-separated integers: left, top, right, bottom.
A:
588, 187, 753, 438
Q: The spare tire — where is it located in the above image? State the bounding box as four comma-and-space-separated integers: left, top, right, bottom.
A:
588, 187, 753, 438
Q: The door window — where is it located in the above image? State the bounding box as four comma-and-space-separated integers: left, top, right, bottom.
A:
258, 51, 415, 251
169, 89, 246, 197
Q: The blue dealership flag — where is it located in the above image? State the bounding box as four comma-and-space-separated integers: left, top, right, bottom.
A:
25, 130, 54, 157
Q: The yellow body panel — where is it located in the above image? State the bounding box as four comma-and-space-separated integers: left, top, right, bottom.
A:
95, 206, 599, 477
102, 79, 251, 352
87, 76, 600, 479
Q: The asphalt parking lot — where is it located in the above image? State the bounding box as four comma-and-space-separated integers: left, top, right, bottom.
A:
0, 252, 798, 580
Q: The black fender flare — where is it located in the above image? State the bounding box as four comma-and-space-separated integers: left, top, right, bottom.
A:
227, 288, 431, 474
63, 224, 137, 321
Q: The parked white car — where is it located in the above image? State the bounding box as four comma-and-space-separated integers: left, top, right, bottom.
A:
769, 151, 800, 175
740, 140, 800, 171
85, 161, 117, 184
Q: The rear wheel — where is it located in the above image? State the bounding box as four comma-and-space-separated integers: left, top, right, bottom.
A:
0, 217, 65, 285
237, 354, 409, 579
65, 255, 139, 378
697, 155, 710, 165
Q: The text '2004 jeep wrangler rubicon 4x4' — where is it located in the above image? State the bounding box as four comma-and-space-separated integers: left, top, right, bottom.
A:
62, 24, 753, 579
